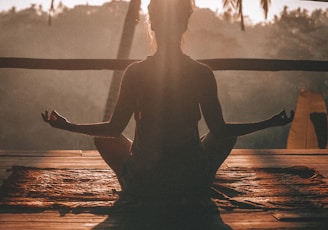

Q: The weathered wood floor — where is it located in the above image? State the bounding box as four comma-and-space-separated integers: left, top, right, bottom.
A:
0, 149, 328, 229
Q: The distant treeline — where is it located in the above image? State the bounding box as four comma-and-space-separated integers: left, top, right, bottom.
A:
0, 2, 327, 149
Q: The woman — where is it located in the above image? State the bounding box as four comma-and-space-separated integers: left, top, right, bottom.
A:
42, 0, 293, 204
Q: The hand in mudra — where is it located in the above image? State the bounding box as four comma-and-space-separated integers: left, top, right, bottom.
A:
270, 109, 294, 127
42, 110, 70, 130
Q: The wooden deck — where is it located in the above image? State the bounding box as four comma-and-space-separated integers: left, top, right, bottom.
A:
0, 149, 328, 229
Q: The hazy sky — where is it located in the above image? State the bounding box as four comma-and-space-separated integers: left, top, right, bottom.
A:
0, 0, 327, 23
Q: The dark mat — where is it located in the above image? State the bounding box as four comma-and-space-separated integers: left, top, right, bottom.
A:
212, 166, 328, 210
0, 166, 327, 211
0, 167, 120, 210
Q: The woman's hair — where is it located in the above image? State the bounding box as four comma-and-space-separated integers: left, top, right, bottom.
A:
147, 0, 194, 34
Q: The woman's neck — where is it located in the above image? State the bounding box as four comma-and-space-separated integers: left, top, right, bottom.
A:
155, 43, 184, 59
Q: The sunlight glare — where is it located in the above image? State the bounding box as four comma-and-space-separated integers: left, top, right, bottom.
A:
1, 0, 327, 24
140, 0, 220, 13
140, 0, 271, 24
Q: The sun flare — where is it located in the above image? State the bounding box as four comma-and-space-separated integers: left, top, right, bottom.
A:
1, 0, 327, 24
140, 0, 275, 24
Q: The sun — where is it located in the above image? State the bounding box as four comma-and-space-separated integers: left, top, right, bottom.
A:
140, 0, 150, 13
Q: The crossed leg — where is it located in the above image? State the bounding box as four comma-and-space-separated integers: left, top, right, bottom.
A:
94, 134, 132, 188
95, 132, 236, 191
201, 132, 237, 185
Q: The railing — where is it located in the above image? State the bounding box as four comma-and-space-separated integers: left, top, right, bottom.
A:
1, 57, 327, 72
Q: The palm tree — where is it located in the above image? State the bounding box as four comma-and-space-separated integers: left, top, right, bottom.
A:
222, 0, 271, 31
223, 0, 245, 31
48, 0, 55, 26
260, 0, 271, 20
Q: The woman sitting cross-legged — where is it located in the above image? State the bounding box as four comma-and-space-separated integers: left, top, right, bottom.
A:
42, 0, 294, 207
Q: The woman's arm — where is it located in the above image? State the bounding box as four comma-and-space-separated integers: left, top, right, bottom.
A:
199, 68, 294, 138
41, 109, 131, 138
42, 64, 137, 137
222, 109, 294, 137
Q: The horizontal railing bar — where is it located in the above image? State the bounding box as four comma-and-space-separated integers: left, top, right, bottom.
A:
0, 57, 327, 72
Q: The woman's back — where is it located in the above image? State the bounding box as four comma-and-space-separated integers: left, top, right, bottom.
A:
123, 54, 212, 199
130, 54, 211, 156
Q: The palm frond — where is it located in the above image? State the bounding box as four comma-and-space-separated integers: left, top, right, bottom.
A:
223, 0, 236, 9
260, 0, 271, 19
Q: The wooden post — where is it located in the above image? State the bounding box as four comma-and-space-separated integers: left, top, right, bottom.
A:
103, 0, 141, 121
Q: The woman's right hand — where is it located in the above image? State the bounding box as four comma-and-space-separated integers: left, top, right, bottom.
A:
41, 110, 70, 130
269, 109, 294, 127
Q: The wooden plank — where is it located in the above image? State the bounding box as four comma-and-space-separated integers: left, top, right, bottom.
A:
0, 212, 107, 222
230, 149, 328, 155
272, 211, 328, 222
224, 159, 328, 168
1, 151, 327, 172
221, 211, 328, 229
0, 156, 104, 162
1, 211, 326, 230
0, 212, 106, 230
0, 222, 98, 230
82, 151, 101, 157
1, 151, 327, 174
0, 211, 327, 230
87, 148, 328, 156
0, 163, 107, 171
2, 149, 328, 157
1, 57, 327, 71
225, 221, 328, 229
2, 149, 322, 157
1, 219, 326, 230
0, 150, 83, 157
224, 156, 328, 166
2, 159, 326, 171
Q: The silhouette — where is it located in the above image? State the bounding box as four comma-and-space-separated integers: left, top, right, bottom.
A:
90, 206, 232, 230
42, 0, 294, 227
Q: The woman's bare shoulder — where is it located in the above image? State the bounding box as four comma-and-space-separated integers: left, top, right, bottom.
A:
186, 57, 213, 75
184, 57, 215, 83
124, 57, 153, 73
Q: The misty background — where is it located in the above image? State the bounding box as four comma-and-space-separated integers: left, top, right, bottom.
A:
0, 1, 328, 150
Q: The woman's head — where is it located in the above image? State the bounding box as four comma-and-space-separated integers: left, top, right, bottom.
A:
148, 0, 193, 45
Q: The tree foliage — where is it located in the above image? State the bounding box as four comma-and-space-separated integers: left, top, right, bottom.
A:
222, 0, 271, 30
0, 3, 327, 149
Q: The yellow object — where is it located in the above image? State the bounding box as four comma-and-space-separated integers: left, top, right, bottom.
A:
287, 89, 327, 149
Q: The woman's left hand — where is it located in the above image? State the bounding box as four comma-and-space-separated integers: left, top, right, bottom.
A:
270, 109, 295, 126
41, 110, 70, 130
